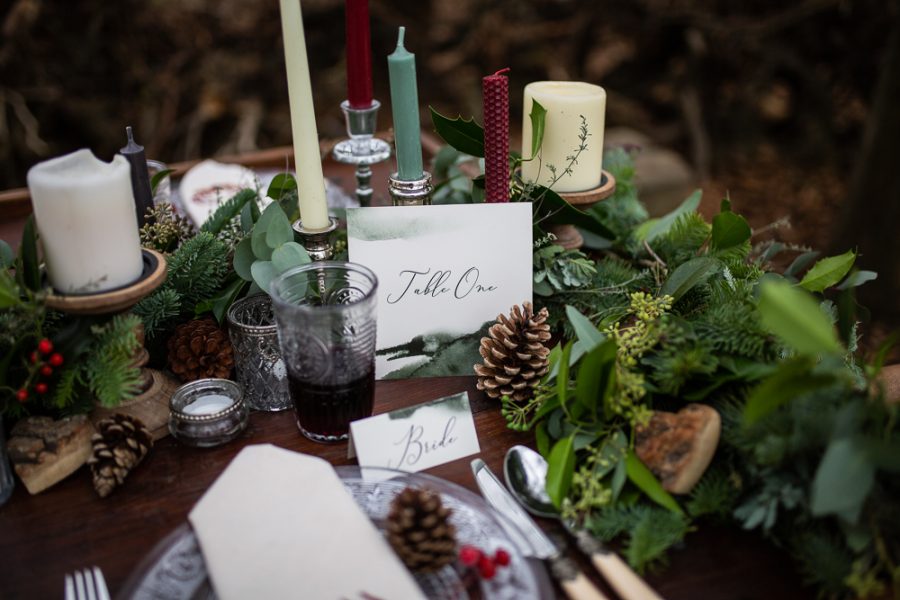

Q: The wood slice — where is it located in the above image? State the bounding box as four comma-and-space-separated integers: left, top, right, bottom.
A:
548, 170, 617, 250
44, 249, 167, 315
91, 369, 181, 441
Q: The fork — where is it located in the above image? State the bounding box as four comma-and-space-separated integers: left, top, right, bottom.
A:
64, 566, 111, 600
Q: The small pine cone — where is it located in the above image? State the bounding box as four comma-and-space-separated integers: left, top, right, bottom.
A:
87, 414, 153, 498
474, 302, 552, 403
167, 317, 234, 382
386, 487, 457, 572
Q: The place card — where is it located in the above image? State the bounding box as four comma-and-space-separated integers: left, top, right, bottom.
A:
347, 203, 533, 379
349, 392, 481, 472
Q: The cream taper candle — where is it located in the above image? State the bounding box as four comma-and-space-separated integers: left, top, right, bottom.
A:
26, 149, 144, 294
521, 81, 606, 193
280, 0, 330, 230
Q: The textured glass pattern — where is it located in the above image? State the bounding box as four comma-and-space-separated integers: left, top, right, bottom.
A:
121, 468, 546, 600
227, 295, 291, 412
270, 262, 379, 442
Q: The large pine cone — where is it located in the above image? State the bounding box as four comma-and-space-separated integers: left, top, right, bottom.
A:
474, 302, 552, 403
167, 317, 234, 382
386, 487, 457, 572
87, 414, 153, 498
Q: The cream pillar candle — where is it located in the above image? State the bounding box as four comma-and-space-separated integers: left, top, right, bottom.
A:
26, 149, 144, 294
521, 81, 606, 193
279, 0, 330, 230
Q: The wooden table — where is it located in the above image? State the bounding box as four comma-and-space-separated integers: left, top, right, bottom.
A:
0, 150, 812, 599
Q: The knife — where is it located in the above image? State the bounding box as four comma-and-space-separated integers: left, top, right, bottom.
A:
471, 459, 610, 600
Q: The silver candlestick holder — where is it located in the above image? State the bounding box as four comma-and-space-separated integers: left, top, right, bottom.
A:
388, 171, 433, 206
332, 100, 392, 207
292, 217, 339, 261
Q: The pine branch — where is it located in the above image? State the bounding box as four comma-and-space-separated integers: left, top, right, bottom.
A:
164, 232, 230, 307
132, 287, 181, 340
201, 189, 256, 235
84, 314, 143, 407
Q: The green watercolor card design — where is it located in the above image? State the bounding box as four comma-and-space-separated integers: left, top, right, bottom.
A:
347, 203, 533, 379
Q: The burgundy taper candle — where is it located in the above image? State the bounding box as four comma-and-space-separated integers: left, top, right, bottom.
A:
345, 0, 374, 108
483, 68, 510, 203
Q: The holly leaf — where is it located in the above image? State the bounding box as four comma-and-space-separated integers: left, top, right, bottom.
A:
546, 434, 576, 508
429, 107, 484, 157
528, 99, 547, 159
799, 250, 857, 293
757, 278, 842, 355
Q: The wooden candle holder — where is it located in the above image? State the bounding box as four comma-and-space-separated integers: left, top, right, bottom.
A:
550, 170, 617, 250
45, 249, 179, 440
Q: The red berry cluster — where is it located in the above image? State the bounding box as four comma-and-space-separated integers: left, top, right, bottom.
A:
17, 338, 63, 403
458, 545, 511, 580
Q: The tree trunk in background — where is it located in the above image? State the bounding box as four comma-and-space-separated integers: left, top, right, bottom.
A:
835, 15, 900, 323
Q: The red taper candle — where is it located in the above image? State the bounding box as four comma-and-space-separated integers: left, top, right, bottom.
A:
483, 68, 510, 203
345, 0, 374, 108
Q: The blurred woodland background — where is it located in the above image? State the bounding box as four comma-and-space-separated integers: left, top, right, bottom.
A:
1, 0, 899, 327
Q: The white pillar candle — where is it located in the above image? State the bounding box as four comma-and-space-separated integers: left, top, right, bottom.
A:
521, 81, 607, 193
279, 0, 330, 231
26, 149, 144, 294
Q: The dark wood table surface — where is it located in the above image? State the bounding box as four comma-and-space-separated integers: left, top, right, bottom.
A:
0, 151, 812, 599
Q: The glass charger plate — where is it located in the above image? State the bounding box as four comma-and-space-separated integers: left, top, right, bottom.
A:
117, 466, 552, 600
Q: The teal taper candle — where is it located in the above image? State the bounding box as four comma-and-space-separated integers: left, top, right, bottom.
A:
387, 27, 424, 181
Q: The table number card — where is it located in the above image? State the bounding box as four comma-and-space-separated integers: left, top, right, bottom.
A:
347, 203, 533, 379
349, 392, 481, 472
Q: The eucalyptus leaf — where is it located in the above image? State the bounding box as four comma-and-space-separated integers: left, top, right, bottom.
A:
240, 200, 256, 233
757, 279, 842, 355
265, 205, 295, 249
711, 210, 751, 251
625, 450, 684, 515
810, 437, 874, 523
433, 145, 462, 177
0, 240, 14, 268
271, 241, 311, 273
784, 250, 821, 277
660, 257, 720, 301
233, 238, 255, 281
799, 250, 857, 293
546, 435, 576, 508
251, 229, 273, 261
429, 107, 484, 157
529, 100, 547, 159
250, 260, 280, 294
836, 270, 877, 290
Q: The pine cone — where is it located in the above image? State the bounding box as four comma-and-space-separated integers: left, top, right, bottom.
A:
386, 487, 457, 572
474, 302, 552, 403
87, 414, 153, 498
167, 317, 234, 382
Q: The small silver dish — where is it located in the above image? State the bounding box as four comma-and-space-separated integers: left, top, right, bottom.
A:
169, 379, 248, 447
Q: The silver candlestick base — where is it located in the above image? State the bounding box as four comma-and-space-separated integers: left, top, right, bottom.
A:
292, 217, 338, 261
332, 100, 391, 207
388, 171, 433, 206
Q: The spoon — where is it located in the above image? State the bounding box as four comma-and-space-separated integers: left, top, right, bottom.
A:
505, 445, 665, 600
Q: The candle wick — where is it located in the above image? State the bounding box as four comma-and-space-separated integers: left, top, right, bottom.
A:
397, 26, 406, 48
492, 67, 511, 77
126, 126, 134, 143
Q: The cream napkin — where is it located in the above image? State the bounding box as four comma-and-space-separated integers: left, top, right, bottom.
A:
189, 444, 426, 600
